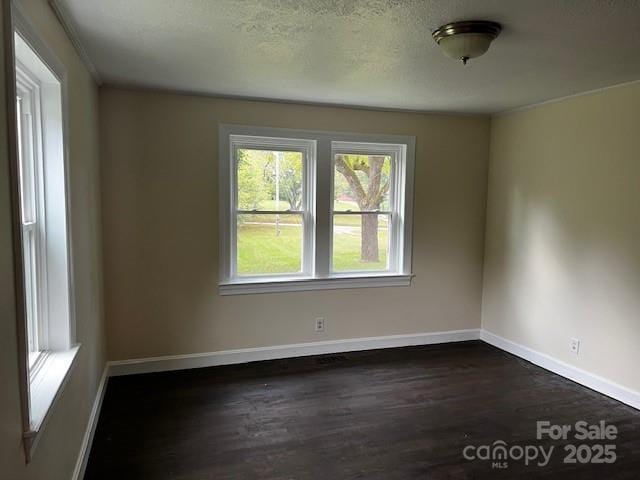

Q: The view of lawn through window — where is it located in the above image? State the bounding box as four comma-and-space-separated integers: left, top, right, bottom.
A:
236, 148, 303, 275
235, 148, 392, 275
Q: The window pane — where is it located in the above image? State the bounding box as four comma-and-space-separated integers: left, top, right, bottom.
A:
237, 149, 303, 211
22, 227, 39, 353
332, 214, 389, 272
237, 213, 303, 275
334, 154, 391, 212
16, 94, 36, 224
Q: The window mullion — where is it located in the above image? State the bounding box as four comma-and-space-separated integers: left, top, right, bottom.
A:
302, 142, 316, 277
314, 138, 331, 278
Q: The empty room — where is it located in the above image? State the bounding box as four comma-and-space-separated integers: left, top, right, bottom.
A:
2, 0, 640, 478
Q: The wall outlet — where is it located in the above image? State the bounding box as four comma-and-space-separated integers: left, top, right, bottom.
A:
570, 338, 580, 355
314, 317, 325, 332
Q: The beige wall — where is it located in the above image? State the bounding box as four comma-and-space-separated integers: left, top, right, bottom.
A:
99, 88, 490, 360
482, 82, 640, 392
0, 1, 105, 479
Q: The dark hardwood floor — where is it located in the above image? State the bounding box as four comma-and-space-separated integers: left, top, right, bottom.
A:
84, 341, 640, 479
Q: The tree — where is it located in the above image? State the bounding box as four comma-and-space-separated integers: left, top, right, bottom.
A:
335, 155, 390, 263
237, 149, 270, 210
273, 152, 302, 210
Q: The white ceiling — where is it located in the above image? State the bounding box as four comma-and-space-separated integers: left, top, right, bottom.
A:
58, 0, 640, 113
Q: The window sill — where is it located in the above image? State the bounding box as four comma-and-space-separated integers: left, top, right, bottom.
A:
219, 274, 413, 295
23, 344, 81, 459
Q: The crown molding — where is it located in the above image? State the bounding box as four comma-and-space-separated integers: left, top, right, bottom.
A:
494, 77, 640, 117
47, 0, 101, 84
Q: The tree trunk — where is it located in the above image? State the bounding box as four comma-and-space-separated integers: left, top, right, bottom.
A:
361, 214, 379, 263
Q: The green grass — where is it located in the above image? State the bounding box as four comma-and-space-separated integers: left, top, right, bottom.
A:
237, 224, 302, 274
332, 227, 388, 272
334, 200, 358, 211
255, 199, 359, 211
237, 224, 388, 275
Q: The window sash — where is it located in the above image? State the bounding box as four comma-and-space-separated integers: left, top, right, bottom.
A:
330, 143, 404, 275
229, 136, 316, 280
16, 64, 49, 363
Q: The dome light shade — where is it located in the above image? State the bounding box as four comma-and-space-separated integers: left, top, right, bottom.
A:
433, 21, 501, 65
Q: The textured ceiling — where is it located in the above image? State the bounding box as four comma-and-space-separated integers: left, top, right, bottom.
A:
59, 0, 640, 113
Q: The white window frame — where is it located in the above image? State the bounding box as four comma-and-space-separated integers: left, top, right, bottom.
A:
219, 125, 415, 295
228, 135, 316, 281
15, 64, 49, 370
10, 6, 79, 461
330, 141, 406, 276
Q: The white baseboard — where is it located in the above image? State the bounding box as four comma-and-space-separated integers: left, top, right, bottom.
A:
107, 329, 481, 377
480, 330, 640, 411
72, 365, 108, 480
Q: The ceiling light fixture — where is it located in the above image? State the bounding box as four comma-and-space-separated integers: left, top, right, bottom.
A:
432, 20, 501, 65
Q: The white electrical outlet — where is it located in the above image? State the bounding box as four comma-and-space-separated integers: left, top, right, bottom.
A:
314, 317, 325, 332
570, 338, 580, 355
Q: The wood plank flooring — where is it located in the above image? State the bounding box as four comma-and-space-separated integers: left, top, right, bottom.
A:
84, 341, 640, 479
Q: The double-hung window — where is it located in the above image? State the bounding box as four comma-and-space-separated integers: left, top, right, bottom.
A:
15, 66, 47, 369
12, 22, 77, 459
219, 125, 415, 294
331, 142, 406, 274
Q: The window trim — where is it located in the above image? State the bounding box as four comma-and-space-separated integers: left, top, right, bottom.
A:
8, 3, 79, 462
219, 124, 415, 295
